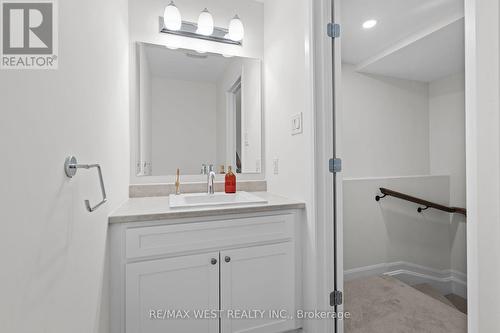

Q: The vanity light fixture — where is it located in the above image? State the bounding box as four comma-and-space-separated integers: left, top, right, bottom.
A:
159, 5, 244, 46
163, 1, 182, 31
362, 19, 377, 29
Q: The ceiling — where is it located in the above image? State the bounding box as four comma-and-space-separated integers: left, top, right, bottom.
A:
341, 0, 464, 82
144, 44, 233, 83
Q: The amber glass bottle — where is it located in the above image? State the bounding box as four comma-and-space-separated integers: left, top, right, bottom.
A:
225, 166, 236, 193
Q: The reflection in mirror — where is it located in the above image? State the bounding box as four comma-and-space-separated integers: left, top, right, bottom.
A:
137, 43, 262, 177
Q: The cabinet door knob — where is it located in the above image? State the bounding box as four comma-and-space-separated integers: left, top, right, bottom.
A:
225, 256, 231, 263
211, 258, 217, 265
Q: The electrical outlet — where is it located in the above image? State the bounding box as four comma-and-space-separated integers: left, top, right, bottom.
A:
291, 112, 303, 135
244, 132, 249, 147
273, 158, 279, 175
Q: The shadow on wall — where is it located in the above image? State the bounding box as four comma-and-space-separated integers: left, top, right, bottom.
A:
449, 213, 466, 240
343, 175, 463, 273
20, 177, 73, 312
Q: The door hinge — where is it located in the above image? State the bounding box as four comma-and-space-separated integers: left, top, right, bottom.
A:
330, 290, 343, 306
329, 158, 342, 173
327, 23, 340, 38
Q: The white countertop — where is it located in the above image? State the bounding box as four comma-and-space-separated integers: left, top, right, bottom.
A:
109, 192, 305, 223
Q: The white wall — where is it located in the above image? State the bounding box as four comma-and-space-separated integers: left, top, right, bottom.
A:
429, 72, 467, 274
151, 77, 217, 175
344, 176, 453, 272
342, 66, 468, 281
129, 0, 264, 183
341, 64, 430, 178
264, 0, 313, 202
465, 0, 500, 330
263, 0, 317, 331
430, 72, 466, 208
0, 0, 130, 332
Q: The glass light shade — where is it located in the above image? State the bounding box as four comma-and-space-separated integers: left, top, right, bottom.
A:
196, 8, 214, 36
163, 1, 182, 31
227, 15, 244, 41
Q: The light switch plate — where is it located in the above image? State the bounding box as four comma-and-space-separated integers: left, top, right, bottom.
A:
291, 113, 303, 135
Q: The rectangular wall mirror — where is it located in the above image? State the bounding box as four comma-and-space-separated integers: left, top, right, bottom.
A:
136, 42, 262, 177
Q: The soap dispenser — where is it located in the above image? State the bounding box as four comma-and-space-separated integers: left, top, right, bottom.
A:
225, 166, 236, 193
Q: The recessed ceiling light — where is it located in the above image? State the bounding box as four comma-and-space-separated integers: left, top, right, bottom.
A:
362, 19, 377, 29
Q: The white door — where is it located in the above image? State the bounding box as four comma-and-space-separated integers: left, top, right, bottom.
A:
126, 252, 220, 333
220, 243, 296, 333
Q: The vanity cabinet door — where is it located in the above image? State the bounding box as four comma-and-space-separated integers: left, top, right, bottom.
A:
220, 243, 296, 333
126, 253, 220, 333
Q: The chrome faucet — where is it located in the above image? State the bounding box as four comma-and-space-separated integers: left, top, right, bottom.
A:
207, 164, 216, 194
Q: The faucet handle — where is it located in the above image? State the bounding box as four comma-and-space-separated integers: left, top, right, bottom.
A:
201, 164, 207, 175
208, 164, 215, 172
175, 168, 181, 195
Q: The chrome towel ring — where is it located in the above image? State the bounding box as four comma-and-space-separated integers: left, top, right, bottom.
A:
64, 156, 107, 212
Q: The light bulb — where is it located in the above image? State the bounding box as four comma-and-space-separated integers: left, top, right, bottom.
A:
163, 1, 182, 31
196, 8, 214, 36
228, 15, 244, 41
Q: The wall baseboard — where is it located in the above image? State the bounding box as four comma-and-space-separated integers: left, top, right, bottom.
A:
345, 262, 467, 298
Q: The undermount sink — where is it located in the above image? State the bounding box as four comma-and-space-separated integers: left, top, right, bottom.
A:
169, 191, 267, 208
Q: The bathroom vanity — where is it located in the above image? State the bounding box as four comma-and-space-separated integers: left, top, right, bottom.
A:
117, 19, 305, 332
109, 192, 304, 333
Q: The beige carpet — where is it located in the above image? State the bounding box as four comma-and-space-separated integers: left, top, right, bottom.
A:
344, 276, 467, 333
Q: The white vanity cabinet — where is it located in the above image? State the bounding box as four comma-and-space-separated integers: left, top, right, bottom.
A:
125, 252, 220, 333
110, 210, 302, 333
220, 242, 296, 333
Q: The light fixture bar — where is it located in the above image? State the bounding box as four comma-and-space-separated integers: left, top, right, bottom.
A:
159, 17, 242, 46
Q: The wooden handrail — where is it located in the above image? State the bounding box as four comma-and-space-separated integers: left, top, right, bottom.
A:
375, 187, 467, 216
